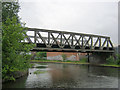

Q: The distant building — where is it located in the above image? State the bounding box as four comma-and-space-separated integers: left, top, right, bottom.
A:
47, 52, 87, 61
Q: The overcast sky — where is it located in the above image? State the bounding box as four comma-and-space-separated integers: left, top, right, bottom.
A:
18, 0, 118, 46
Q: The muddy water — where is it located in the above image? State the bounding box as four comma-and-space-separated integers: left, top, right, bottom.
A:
2, 63, 119, 88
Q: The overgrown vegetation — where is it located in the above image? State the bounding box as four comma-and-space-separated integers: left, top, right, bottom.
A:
106, 54, 120, 65
31, 60, 61, 62
61, 54, 67, 62
34, 70, 46, 74
79, 58, 88, 63
31, 59, 89, 64
34, 52, 46, 60
2, 1, 33, 81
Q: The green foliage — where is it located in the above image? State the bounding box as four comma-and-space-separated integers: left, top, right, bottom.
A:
35, 52, 46, 60
31, 60, 60, 62
79, 58, 87, 63
106, 56, 116, 64
2, 1, 33, 81
2, 17, 33, 81
2, 2, 20, 23
116, 54, 120, 65
62, 54, 67, 62
31, 60, 89, 64
106, 54, 120, 65
34, 70, 46, 74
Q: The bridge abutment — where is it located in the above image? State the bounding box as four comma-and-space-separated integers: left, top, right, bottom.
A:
89, 52, 113, 64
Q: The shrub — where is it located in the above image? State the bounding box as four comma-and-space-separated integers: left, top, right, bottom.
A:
106, 56, 116, 64
116, 54, 120, 65
62, 54, 67, 62
106, 54, 120, 65
80, 58, 87, 63
35, 52, 46, 60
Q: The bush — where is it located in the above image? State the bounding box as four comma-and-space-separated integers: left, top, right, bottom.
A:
106, 56, 116, 64
106, 54, 120, 65
80, 58, 87, 63
116, 54, 120, 65
62, 54, 67, 62
35, 52, 46, 60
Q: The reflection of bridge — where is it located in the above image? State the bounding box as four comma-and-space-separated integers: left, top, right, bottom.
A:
24, 28, 114, 53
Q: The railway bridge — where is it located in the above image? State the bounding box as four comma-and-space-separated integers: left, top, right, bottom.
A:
24, 28, 114, 63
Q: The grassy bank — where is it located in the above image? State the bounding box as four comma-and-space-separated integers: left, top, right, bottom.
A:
31, 60, 120, 68
100, 64, 120, 68
31, 60, 89, 64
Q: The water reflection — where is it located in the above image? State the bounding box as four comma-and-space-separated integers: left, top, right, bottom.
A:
3, 63, 119, 88
48, 64, 118, 88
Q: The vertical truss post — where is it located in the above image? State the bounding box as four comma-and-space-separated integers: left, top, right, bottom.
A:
60, 33, 62, 46
99, 37, 101, 49
71, 34, 73, 47
87, 53, 90, 63
91, 36, 93, 49
82, 35, 84, 49
107, 37, 109, 50
34, 30, 37, 43
48, 32, 50, 45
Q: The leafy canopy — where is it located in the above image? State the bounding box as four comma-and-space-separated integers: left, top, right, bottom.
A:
2, 2, 33, 81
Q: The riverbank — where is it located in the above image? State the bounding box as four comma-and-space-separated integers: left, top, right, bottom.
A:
2, 69, 28, 83
31, 60, 120, 68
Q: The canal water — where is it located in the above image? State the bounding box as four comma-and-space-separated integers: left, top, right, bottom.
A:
2, 63, 119, 88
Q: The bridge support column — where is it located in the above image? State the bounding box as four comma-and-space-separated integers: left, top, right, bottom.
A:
87, 53, 90, 63
89, 52, 113, 64
76, 53, 80, 61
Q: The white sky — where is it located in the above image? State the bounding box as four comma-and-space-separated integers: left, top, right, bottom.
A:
18, 0, 119, 46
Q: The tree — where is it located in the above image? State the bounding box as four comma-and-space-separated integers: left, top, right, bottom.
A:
2, 1, 33, 81
2, 2, 20, 23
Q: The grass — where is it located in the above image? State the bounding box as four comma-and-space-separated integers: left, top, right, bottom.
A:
31, 59, 60, 62
34, 70, 46, 74
30, 59, 120, 68
100, 64, 120, 67
31, 59, 89, 65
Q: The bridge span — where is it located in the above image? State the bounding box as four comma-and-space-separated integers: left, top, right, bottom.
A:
24, 28, 114, 53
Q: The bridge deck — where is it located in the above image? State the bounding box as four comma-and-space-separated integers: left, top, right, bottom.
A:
31, 43, 114, 53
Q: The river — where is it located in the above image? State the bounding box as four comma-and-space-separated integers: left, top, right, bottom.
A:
2, 63, 119, 88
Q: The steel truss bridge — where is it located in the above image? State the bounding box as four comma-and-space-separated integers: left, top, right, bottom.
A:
24, 28, 114, 53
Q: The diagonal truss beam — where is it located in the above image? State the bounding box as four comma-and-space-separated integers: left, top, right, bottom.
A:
63, 34, 71, 46
73, 35, 81, 47
25, 28, 114, 52
37, 32, 47, 46
24, 33, 32, 43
